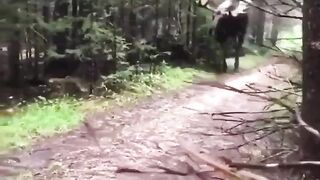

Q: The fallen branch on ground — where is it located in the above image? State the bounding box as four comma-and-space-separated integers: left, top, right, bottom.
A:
229, 161, 320, 169
179, 140, 270, 180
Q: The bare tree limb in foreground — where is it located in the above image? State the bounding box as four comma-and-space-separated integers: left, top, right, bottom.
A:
295, 108, 320, 139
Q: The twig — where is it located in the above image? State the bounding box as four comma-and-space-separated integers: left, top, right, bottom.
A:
211, 109, 287, 116
212, 116, 290, 125
241, 0, 302, 20
259, 150, 293, 163
265, 37, 302, 41
244, 84, 301, 96
220, 130, 278, 151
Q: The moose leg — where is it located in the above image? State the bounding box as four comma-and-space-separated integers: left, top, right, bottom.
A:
221, 42, 228, 73
234, 34, 245, 72
234, 38, 240, 72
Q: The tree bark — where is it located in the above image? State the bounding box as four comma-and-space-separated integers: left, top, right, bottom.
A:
191, 2, 197, 63
186, 0, 192, 48
53, 0, 69, 54
301, 0, 320, 178
177, 0, 183, 35
270, 15, 280, 46
119, 0, 125, 28
255, 1, 265, 45
8, 30, 21, 87
154, 0, 159, 46
167, 0, 172, 33
42, 1, 51, 58
71, 0, 79, 48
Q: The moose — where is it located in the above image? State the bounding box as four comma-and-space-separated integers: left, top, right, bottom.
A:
197, 0, 251, 72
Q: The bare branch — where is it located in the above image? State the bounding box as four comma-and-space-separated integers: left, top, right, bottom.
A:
230, 161, 320, 169
241, 0, 302, 20
295, 109, 320, 139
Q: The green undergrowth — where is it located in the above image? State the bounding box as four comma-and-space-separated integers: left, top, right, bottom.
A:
82, 65, 212, 111
0, 54, 270, 151
0, 98, 83, 152
0, 66, 209, 152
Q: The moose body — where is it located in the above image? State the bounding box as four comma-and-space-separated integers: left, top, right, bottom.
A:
207, 0, 250, 72
213, 12, 249, 72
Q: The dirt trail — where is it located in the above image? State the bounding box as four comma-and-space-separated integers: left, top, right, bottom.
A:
4, 58, 298, 180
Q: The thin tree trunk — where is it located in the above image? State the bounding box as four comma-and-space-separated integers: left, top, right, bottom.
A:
154, 0, 159, 46
42, 1, 51, 57
177, 0, 183, 35
255, 1, 265, 45
270, 15, 280, 46
119, 0, 125, 28
129, 0, 136, 38
71, 0, 79, 48
25, 2, 32, 60
301, 0, 320, 178
32, 2, 40, 81
186, 0, 192, 48
53, 0, 69, 54
191, 2, 197, 63
8, 30, 21, 87
167, 0, 172, 32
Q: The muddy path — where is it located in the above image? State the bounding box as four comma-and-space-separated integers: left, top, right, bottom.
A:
3, 57, 300, 180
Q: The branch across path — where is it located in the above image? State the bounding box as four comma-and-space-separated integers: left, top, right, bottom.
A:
5, 58, 299, 179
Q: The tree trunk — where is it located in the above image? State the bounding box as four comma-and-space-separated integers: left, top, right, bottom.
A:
255, 2, 265, 46
119, 0, 125, 28
42, 1, 51, 57
53, 0, 69, 54
32, 2, 40, 81
191, 2, 197, 63
301, 0, 320, 178
167, 0, 172, 33
154, 0, 159, 46
8, 30, 21, 87
270, 15, 280, 46
128, 0, 136, 39
177, 0, 183, 35
186, 0, 192, 48
71, 0, 79, 48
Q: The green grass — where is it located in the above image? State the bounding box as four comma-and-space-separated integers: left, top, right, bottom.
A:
159, 66, 208, 89
0, 66, 209, 152
83, 66, 213, 111
0, 52, 272, 152
0, 98, 83, 152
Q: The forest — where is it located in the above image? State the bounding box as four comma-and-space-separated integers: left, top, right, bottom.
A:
1, 0, 319, 179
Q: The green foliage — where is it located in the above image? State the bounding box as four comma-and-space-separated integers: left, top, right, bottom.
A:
38, 16, 74, 33
80, 20, 130, 61
86, 65, 210, 110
